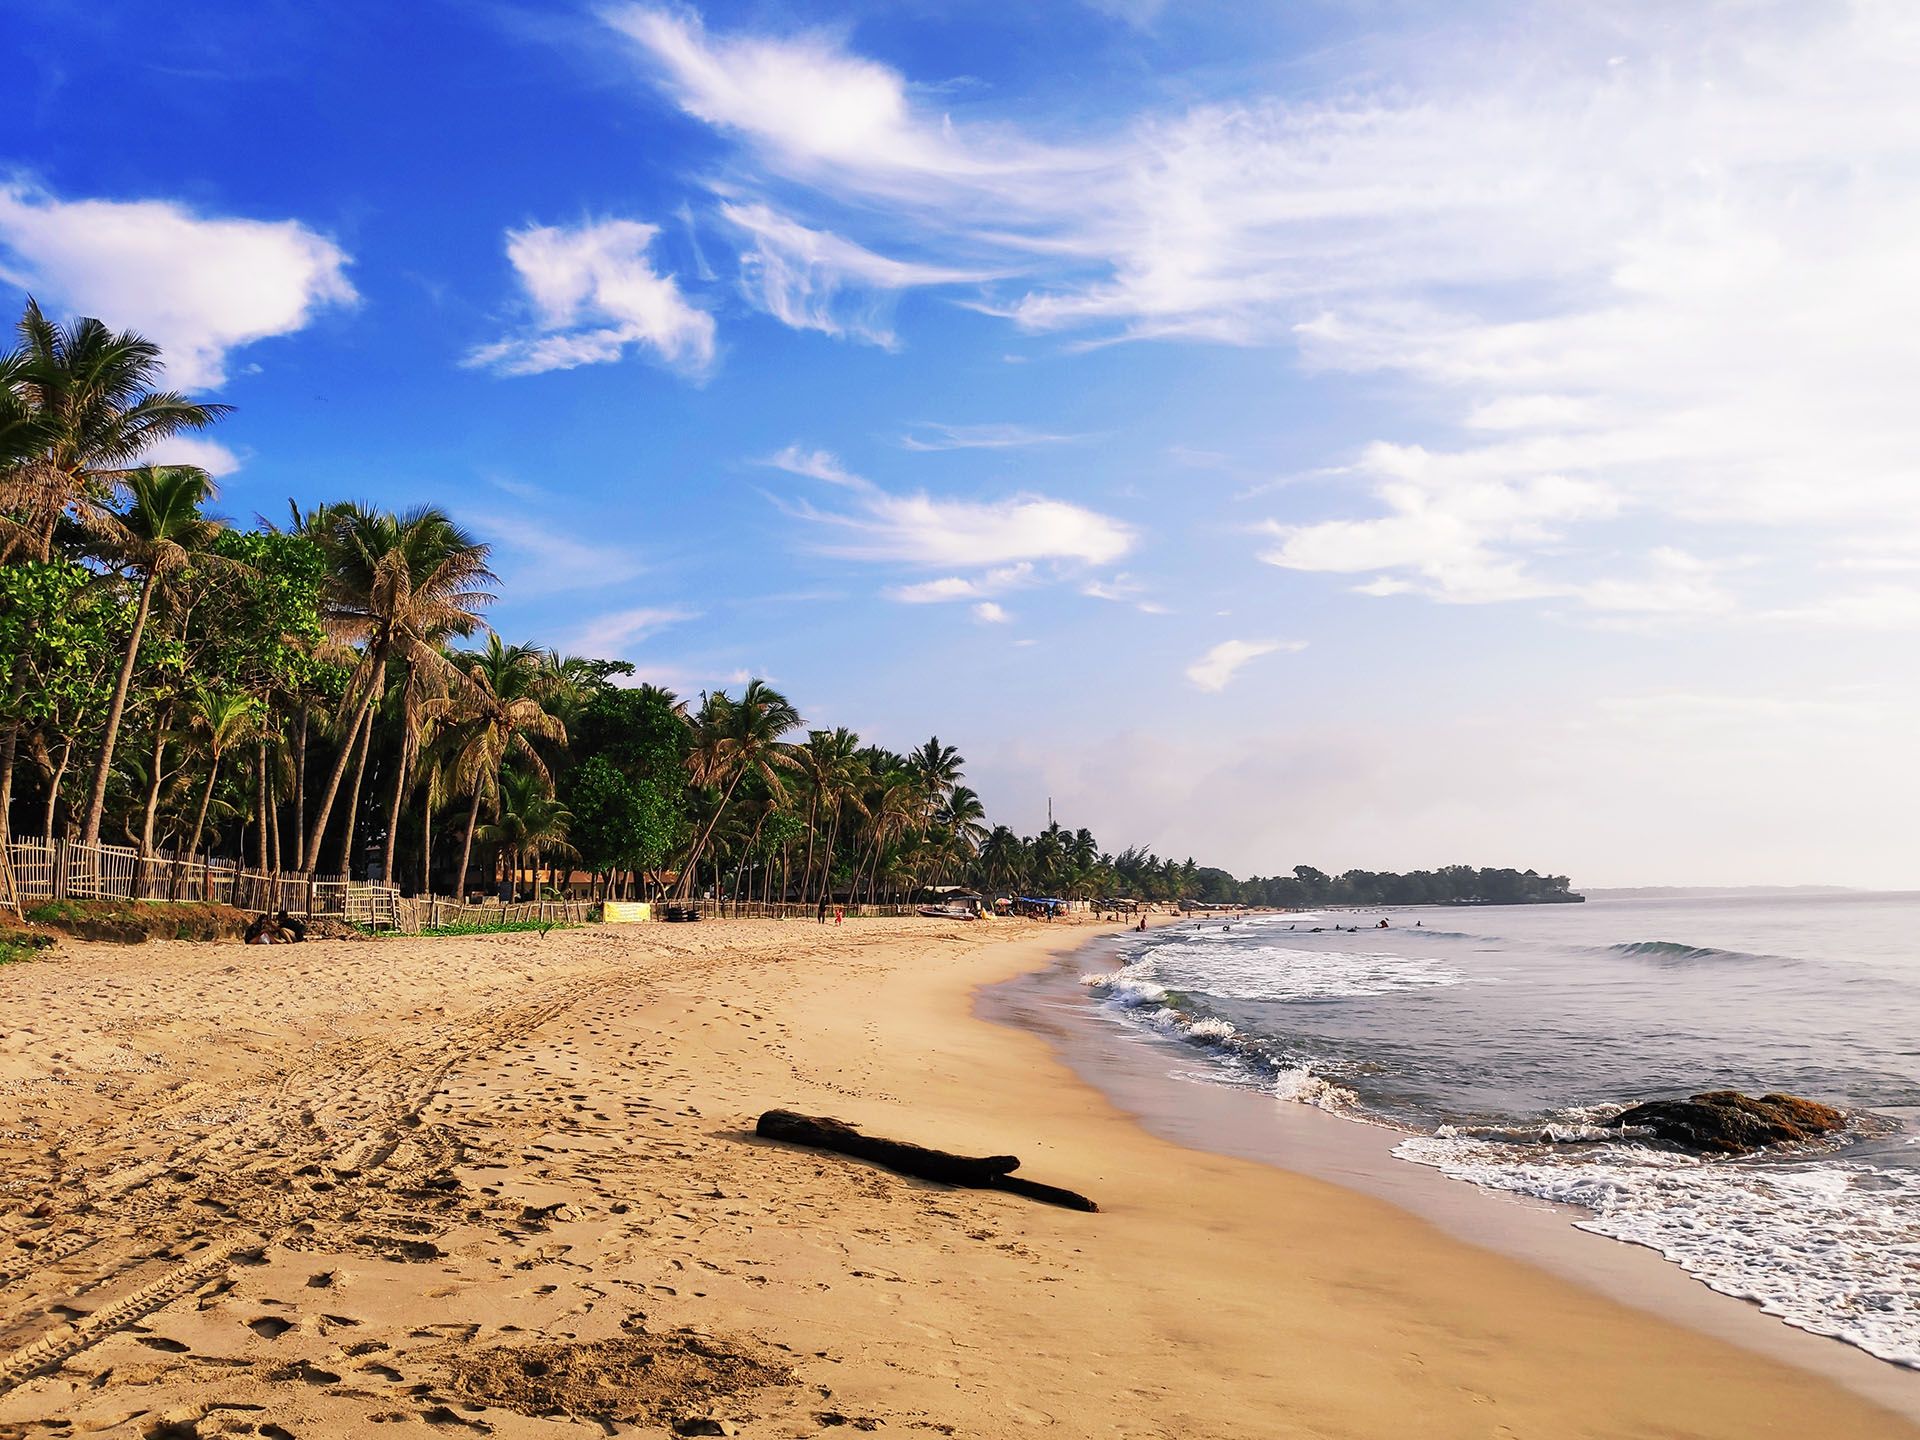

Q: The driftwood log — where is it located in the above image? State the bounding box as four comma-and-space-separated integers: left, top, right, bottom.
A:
755, 1109, 1098, 1212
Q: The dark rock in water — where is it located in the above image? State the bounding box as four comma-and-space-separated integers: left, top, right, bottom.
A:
1606, 1090, 1846, 1155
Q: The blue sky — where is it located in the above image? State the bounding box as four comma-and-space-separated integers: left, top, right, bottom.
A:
6, 0, 1918, 886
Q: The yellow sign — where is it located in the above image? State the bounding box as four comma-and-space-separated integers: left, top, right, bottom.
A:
603, 901, 652, 924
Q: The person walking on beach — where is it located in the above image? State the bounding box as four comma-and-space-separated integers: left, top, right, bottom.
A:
817, 894, 828, 924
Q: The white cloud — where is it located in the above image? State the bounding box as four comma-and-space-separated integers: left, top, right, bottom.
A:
761, 443, 871, 489
141, 434, 244, 477
0, 181, 355, 388
972, 601, 1012, 624
887, 562, 1033, 604
721, 202, 988, 346
775, 445, 1135, 570
812, 489, 1134, 569
466, 219, 714, 376
900, 422, 1083, 452
605, 6, 1085, 199
1259, 445, 1615, 604
564, 605, 698, 655
605, 4, 1920, 628
1186, 638, 1301, 692
1082, 572, 1168, 614
1764, 585, 1920, 632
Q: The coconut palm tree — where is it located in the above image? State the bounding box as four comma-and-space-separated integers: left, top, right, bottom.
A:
0, 347, 62, 560
1, 299, 229, 565
675, 679, 801, 899
178, 685, 262, 895
978, 825, 1021, 893
934, 784, 988, 882
479, 766, 575, 900
795, 727, 865, 904
298, 505, 495, 878
74, 465, 228, 851
854, 776, 920, 903
447, 637, 565, 898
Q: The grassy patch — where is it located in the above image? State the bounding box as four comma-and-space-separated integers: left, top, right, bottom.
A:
381, 918, 582, 939
21, 897, 253, 943
0, 929, 54, 965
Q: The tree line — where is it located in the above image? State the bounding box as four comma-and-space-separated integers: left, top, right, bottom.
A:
0, 300, 1579, 909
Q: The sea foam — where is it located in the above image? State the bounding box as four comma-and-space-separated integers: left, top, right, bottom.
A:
1395, 1130, 1920, 1368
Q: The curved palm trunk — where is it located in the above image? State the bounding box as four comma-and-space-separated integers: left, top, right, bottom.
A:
184, 750, 223, 901
813, 806, 842, 906
334, 715, 375, 878
141, 712, 171, 897
0, 723, 20, 844
300, 691, 374, 878
254, 743, 269, 873
292, 707, 309, 871
455, 787, 483, 900
675, 768, 746, 900
381, 743, 409, 884
419, 791, 433, 897
78, 569, 157, 851
800, 791, 818, 903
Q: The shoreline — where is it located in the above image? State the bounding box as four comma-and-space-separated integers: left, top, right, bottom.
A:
993, 922, 1920, 1422
2, 918, 1916, 1437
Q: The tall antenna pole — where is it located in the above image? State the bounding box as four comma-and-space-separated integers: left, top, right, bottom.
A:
1048, 796, 1053, 826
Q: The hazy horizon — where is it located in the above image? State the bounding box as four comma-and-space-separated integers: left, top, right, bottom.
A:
5, 2, 1916, 889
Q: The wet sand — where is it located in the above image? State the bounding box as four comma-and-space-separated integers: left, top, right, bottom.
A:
0, 918, 1913, 1438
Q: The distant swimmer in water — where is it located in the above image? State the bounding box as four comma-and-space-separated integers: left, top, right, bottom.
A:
1378, 918, 1390, 928
1310, 926, 1324, 933
1415, 920, 1423, 927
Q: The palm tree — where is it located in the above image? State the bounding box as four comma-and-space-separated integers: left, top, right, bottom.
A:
908, 736, 963, 798
855, 777, 919, 903
2, 299, 229, 565
795, 727, 865, 904
0, 347, 62, 561
675, 679, 801, 898
178, 685, 261, 895
75, 465, 228, 851
299, 505, 495, 878
448, 637, 565, 898
479, 767, 575, 900
979, 825, 1021, 892
935, 784, 988, 883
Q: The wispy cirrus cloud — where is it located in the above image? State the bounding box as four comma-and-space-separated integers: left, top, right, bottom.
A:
468, 512, 650, 595
899, 421, 1085, 452
721, 202, 990, 347
466, 218, 713, 377
886, 563, 1033, 604
0, 180, 355, 388
1081, 572, 1168, 614
563, 604, 698, 656
1185, 638, 1302, 693
600, 4, 1920, 630
765, 445, 1135, 595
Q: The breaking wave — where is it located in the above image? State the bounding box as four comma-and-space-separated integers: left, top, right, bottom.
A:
1396, 1127, 1920, 1368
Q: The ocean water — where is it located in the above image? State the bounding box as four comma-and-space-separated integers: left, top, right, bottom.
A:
1080, 893, 1920, 1367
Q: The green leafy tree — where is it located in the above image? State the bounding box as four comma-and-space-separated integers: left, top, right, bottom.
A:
76, 465, 229, 851
0, 560, 123, 836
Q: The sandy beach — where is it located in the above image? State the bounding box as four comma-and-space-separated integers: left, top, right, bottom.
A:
1, 918, 1914, 1439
